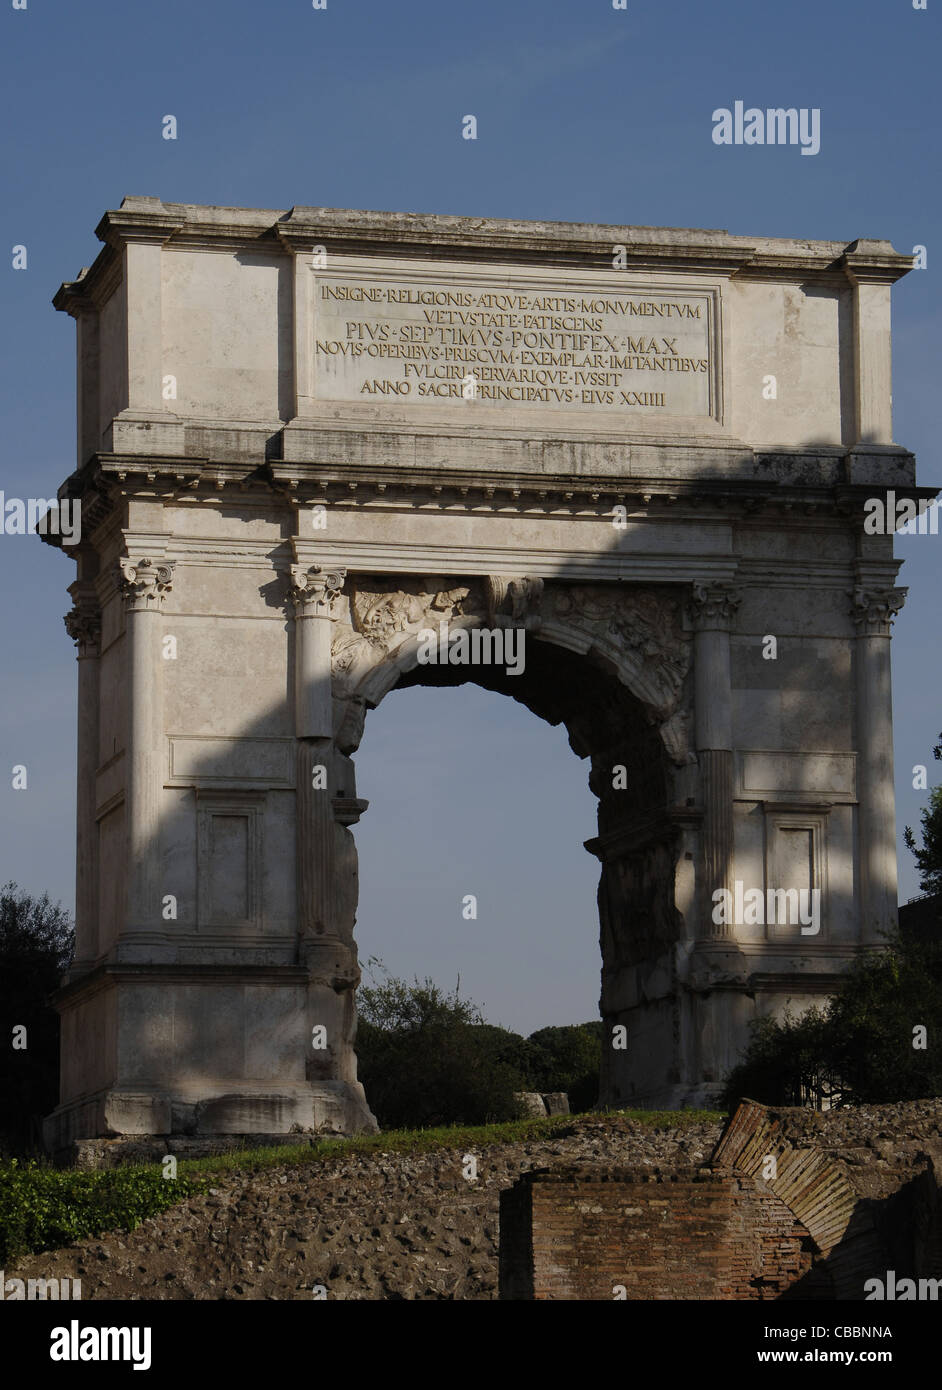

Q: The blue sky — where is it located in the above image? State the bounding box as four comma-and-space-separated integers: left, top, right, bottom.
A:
0, 0, 938, 1033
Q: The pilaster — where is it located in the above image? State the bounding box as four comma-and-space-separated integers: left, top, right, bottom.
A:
850, 583, 907, 939
690, 580, 741, 938
288, 565, 346, 946
116, 556, 174, 948
64, 585, 101, 974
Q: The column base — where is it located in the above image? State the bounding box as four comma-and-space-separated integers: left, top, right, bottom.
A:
50, 1132, 362, 1171
44, 1081, 378, 1163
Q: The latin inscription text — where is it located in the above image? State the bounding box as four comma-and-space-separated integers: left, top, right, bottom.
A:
314, 279, 715, 416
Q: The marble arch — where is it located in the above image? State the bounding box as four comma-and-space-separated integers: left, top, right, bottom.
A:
40, 199, 927, 1153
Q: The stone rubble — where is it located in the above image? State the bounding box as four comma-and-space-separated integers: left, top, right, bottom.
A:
9, 1115, 721, 1301
13, 1100, 942, 1300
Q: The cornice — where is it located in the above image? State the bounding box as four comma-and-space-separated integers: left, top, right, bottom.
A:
35, 448, 937, 554
52, 199, 915, 312
839, 238, 916, 286
53, 249, 124, 315
94, 197, 184, 249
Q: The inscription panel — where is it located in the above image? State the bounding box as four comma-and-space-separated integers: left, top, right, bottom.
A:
312, 271, 720, 420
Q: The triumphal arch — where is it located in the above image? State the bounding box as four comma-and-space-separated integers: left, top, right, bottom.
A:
42, 197, 923, 1150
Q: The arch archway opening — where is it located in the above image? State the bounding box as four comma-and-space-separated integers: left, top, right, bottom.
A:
347, 630, 685, 1113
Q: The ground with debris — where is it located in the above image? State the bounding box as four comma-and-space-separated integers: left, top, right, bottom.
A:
8, 1114, 722, 1300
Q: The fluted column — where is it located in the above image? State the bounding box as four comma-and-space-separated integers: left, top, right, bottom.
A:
850, 585, 907, 939
289, 565, 345, 941
690, 580, 741, 938
117, 557, 174, 940
64, 591, 101, 973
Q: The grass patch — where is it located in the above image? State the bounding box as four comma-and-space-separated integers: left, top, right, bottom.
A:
176, 1106, 725, 1178
0, 1107, 725, 1261
0, 1159, 201, 1263
178, 1112, 577, 1177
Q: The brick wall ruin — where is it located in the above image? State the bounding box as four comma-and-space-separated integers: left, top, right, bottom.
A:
499, 1166, 813, 1300
500, 1099, 942, 1300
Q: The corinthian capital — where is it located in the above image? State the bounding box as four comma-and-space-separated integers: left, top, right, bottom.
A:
849, 586, 907, 636
117, 557, 175, 611
689, 580, 742, 631
290, 565, 346, 618
64, 605, 102, 657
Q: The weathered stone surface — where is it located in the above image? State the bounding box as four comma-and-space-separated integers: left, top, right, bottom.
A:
541, 1093, 570, 1116
716, 1097, 942, 1202
513, 1093, 547, 1119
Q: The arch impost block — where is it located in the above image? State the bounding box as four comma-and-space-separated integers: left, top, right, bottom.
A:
332, 795, 369, 825
585, 806, 694, 861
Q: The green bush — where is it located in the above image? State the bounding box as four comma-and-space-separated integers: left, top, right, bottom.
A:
0, 1159, 201, 1262
356, 1014, 529, 1128
721, 1008, 840, 1110
722, 930, 942, 1109
0, 883, 74, 1154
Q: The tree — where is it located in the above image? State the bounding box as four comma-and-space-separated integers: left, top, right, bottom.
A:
0, 883, 73, 1152
357, 962, 484, 1033
825, 934, 942, 1102
904, 733, 942, 898
722, 931, 942, 1110
722, 1007, 844, 1111
354, 961, 605, 1127
525, 1023, 603, 1111
355, 960, 530, 1128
